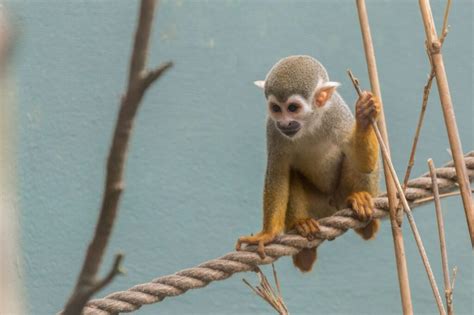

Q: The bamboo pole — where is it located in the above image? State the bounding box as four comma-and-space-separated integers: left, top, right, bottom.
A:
355, 1, 413, 313
428, 159, 453, 315
418, 0, 474, 246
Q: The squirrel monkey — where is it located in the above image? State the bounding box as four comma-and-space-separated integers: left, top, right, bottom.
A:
236, 55, 380, 272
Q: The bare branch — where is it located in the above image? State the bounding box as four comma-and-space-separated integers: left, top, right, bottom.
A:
401, 0, 451, 191
62, 0, 172, 314
413, 189, 474, 205
450, 266, 457, 291
243, 265, 289, 315
142, 61, 173, 90
92, 254, 125, 294
439, 0, 452, 45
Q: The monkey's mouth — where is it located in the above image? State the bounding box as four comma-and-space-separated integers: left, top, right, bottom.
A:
279, 127, 301, 137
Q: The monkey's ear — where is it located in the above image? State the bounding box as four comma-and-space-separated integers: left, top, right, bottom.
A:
254, 80, 265, 89
313, 81, 340, 107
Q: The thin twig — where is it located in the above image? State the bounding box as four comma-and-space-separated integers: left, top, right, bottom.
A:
428, 159, 453, 315
62, 1, 172, 314
354, 2, 414, 313
243, 265, 289, 315
401, 71, 434, 189
450, 266, 457, 291
419, 0, 474, 246
413, 189, 474, 205
439, 0, 451, 45
348, 70, 446, 315
401, 0, 452, 192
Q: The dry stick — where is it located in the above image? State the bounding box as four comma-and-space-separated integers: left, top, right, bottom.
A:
243, 265, 289, 315
419, 0, 474, 246
62, 1, 172, 314
401, 0, 451, 195
354, 1, 413, 313
428, 159, 454, 315
401, 71, 434, 188
348, 70, 446, 315
414, 189, 474, 205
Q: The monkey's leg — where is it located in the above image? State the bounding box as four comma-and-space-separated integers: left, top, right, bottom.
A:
346, 191, 380, 240
285, 171, 322, 273
285, 171, 320, 239
340, 91, 381, 241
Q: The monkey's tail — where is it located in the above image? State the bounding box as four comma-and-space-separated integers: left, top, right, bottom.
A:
292, 247, 317, 272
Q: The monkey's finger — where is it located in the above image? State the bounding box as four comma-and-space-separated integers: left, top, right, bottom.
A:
308, 219, 320, 234
356, 199, 368, 221
297, 222, 310, 236
363, 203, 373, 221
349, 199, 362, 217
295, 224, 305, 236
361, 106, 375, 116
360, 91, 371, 100
366, 194, 374, 208
236, 235, 259, 249
303, 221, 313, 235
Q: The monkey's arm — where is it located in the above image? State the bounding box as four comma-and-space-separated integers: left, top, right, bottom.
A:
337, 91, 381, 239
261, 163, 290, 234
349, 91, 380, 173
236, 158, 290, 258
236, 128, 291, 258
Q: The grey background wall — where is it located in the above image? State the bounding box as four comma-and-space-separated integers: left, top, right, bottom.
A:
11, 0, 472, 314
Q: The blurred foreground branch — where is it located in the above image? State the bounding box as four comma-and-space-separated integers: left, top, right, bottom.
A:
62, 0, 172, 314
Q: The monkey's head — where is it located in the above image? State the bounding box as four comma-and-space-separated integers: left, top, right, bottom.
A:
255, 55, 340, 140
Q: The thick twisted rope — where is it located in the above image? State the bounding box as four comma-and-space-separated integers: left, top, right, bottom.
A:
82, 152, 474, 315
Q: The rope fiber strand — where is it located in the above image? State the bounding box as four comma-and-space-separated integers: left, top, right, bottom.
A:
81, 152, 474, 315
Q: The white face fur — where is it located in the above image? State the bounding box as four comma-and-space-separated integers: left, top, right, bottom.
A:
255, 80, 340, 140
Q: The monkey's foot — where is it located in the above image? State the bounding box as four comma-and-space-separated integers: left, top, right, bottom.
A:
235, 232, 277, 259
347, 191, 374, 221
294, 218, 320, 241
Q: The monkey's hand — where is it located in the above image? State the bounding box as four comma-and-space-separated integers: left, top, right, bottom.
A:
294, 218, 320, 241
355, 91, 380, 129
347, 191, 374, 221
236, 231, 278, 259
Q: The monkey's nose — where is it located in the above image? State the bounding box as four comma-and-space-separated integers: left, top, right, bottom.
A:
288, 121, 298, 128
278, 121, 300, 130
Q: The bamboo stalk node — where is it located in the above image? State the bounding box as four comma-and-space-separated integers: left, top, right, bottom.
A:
429, 40, 442, 54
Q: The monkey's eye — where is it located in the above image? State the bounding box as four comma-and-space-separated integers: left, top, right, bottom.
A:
288, 103, 299, 112
271, 104, 281, 113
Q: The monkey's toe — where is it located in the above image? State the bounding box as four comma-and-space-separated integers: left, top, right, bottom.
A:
294, 218, 320, 240
235, 232, 277, 258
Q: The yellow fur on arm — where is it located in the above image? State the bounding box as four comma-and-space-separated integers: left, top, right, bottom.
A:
262, 168, 290, 234
350, 124, 379, 173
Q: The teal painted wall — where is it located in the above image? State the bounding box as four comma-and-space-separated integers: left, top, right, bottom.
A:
12, 0, 473, 314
